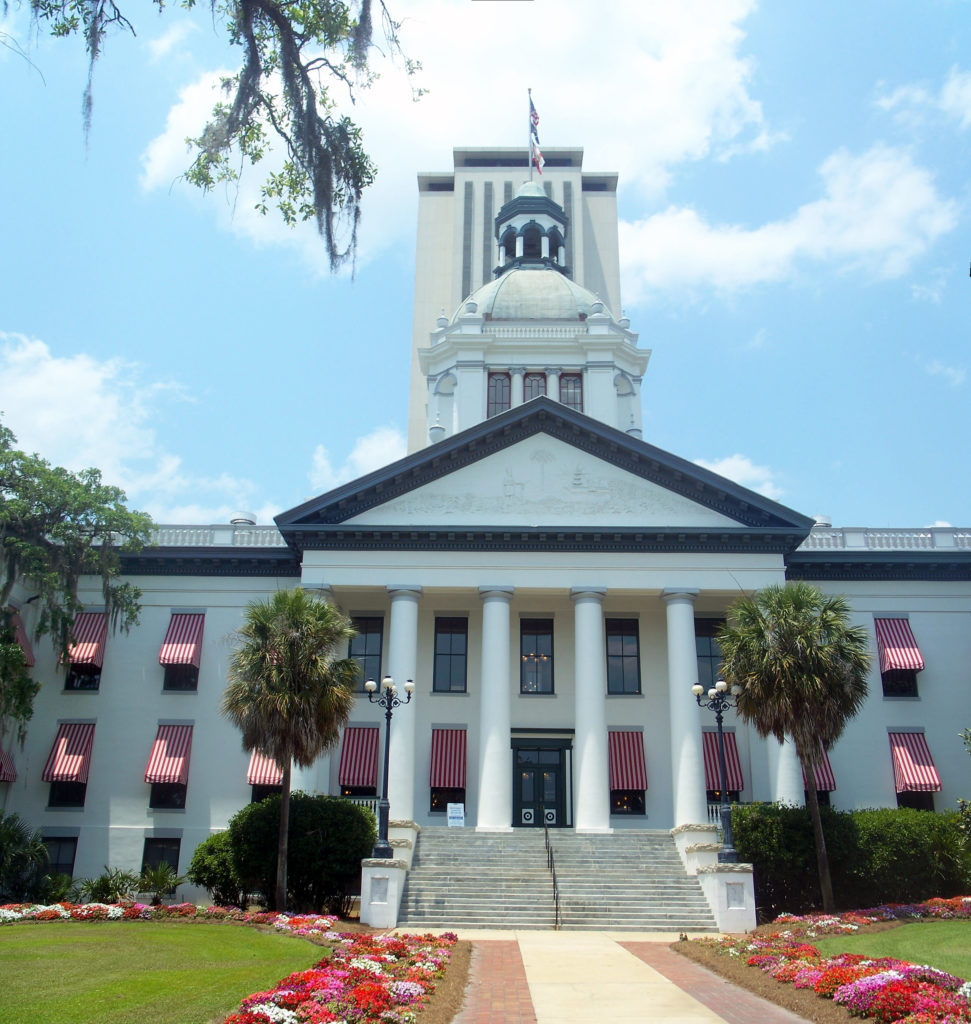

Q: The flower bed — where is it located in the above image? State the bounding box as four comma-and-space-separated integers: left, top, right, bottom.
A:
692, 896, 971, 1024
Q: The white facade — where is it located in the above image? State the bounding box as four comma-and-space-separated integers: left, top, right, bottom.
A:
3, 147, 970, 897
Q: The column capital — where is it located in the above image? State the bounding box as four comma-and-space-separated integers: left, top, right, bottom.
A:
387, 585, 423, 599
508, 366, 526, 377
479, 585, 514, 601
544, 366, 562, 376
570, 586, 606, 603
661, 588, 700, 605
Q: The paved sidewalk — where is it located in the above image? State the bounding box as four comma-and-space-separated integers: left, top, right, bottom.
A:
449, 931, 808, 1024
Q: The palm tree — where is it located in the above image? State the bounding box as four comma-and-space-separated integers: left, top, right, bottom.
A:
716, 581, 870, 913
223, 588, 358, 910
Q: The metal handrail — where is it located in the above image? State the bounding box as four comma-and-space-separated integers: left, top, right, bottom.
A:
540, 806, 560, 930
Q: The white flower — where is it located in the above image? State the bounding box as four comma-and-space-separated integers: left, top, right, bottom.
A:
247, 1003, 298, 1023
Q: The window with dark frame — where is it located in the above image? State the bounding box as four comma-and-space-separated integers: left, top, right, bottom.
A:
606, 619, 640, 695
433, 617, 468, 692
48, 781, 86, 808
142, 836, 181, 873
487, 372, 511, 417
349, 617, 383, 692
706, 788, 740, 804
695, 619, 725, 690
341, 785, 377, 798
64, 665, 101, 691
43, 836, 78, 878
149, 782, 187, 810
805, 790, 831, 807
609, 789, 645, 815
430, 787, 466, 812
163, 665, 199, 692
897, 791, 935, 811
520, 619, 554, 693
523, 372, 547, 401
251, 784, 282, 804
882, 669, 919, 698
559, 373, 583, 412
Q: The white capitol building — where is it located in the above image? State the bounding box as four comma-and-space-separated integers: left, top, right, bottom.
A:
4, 148, 969, 927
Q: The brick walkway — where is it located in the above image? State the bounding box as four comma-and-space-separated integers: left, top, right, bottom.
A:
453, 940, 537, 1024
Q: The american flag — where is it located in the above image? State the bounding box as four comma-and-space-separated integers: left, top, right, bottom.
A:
529, 92, 543, 173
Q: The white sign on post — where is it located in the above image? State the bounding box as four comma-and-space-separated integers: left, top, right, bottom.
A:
446, 803, 465, 827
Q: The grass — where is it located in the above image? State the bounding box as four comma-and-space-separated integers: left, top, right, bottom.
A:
812, 919, 971, 980
0, 920, 324, 1024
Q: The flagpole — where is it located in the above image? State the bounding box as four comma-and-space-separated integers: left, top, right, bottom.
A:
528, 88, 533, 182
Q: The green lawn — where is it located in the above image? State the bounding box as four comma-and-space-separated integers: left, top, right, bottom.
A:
0, 920, 325, 1024
813, 920, 971, 980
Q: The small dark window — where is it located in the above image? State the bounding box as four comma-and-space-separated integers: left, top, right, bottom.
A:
251, 784, 282, 804
523, 373, 547, 401
559, 374, 583, 413
882, 670, 919, 698
695, 619, 725, 691
521, 619, 554, 694
430, 787, 466, 813
610, 790, 645, 815
606, 619, 640, 695
487, 373, 511, 417
65, 665, 101, 691
349, 617, 383, 692
523, 226, 542, 258
806, 790, 831, 807
48, 781, 86, 808
706, 789, 740, 804
44, 836, 78, 878
163, 665, 199, 692
434, 617, 468, 692
341, 785, 377, 798
897, 791, 935, 811
142, 837, 181, 873
149, 782, 187, 809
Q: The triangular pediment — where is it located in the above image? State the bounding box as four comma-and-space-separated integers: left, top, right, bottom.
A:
277, 399, 813, 553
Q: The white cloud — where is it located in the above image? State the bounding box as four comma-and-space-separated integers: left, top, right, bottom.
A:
877, 66, 971, 130
619, 144, 958, 300
0, 331, 276, 523
147, 21, 198, 62
693, 453, 784, 501
309, 426, 407, 494
923, 360, 966, 388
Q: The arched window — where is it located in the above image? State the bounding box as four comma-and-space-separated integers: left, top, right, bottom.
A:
523, 225, 542, 258
559, 373, 583, 412
524, 373, 546, 401
501, 229, 516, 263
487, 372, 511, 417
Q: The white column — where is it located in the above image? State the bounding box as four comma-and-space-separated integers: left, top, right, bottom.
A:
510, 367, 525, 408
515, 235, 524, 258
769, 737, 805, 806
545, 367, 561, 403
386, 585, 421, 824
662, 589, 708, 827
572, 586, 610, 832
477, 587, 514, 830
541, 235, 550, 258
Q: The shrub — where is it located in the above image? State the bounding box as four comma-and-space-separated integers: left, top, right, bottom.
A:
76, 866, 139, 903
187, 831, 246, 908
228, 792, 376, 913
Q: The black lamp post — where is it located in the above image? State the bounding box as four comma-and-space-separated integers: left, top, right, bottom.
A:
692, 678, 741, 863
364, 675, 414, 858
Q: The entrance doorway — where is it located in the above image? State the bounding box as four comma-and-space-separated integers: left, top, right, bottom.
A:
512, 741, 569, 827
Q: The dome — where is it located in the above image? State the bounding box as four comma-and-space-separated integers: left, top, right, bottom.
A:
453, 267, 607, 322
515, 181, 546, 198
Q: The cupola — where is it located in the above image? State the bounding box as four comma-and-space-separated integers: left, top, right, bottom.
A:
494, 182, 570, 277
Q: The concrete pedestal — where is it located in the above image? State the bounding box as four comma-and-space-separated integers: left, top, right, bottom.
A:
696, 863, 757, 933
360, 859, 409, 928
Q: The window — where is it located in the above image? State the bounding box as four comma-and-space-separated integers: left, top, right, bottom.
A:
559, 373, 583, 413
430, 787, 466, 812
695, 619, 724, 690
805, 789, 831, 807
523, 373, 547, 401
43, 836, 78, 878
897, 791, 935, 811
520, 619, 554, 693
341, 785, 376, 798
163, 665, 199, 692
523, 225, 542, 258
149, 782, 187, 809
433, 617, 468, 692
65, 665, 101, 691
606, 619, 640, 694
882, 669, 919, 698
706, 789, 741, 804
251, 784, 282, 804
610, 790, 645, 815
48, 781, 86, 808
142, 837, 181, 873
487, 373, 511, 417
349, 617, 383, 691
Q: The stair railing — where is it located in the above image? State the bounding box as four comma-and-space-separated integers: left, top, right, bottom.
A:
540, 805, 560, 930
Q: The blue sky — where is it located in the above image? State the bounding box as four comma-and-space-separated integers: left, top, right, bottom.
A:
1, 1, 968, 529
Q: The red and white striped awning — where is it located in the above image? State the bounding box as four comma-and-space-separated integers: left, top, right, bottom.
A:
42, 722, 96, 783
338, 726, 379, 787
608, 730, 648, 791
801, 745, 837, 792
159, 613, 205, 667
144, 725, 193, 784
889, 732, 941, 793
247, 750, 283, 786
430, 729, 466, 788
702, 730, 745, 792
874, 618, 925, 674
66, 612, 108, 667
0, 747, 17, 783
10, 611, 35, 667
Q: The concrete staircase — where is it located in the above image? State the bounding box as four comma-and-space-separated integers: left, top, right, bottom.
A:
397, 828, 717, 931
